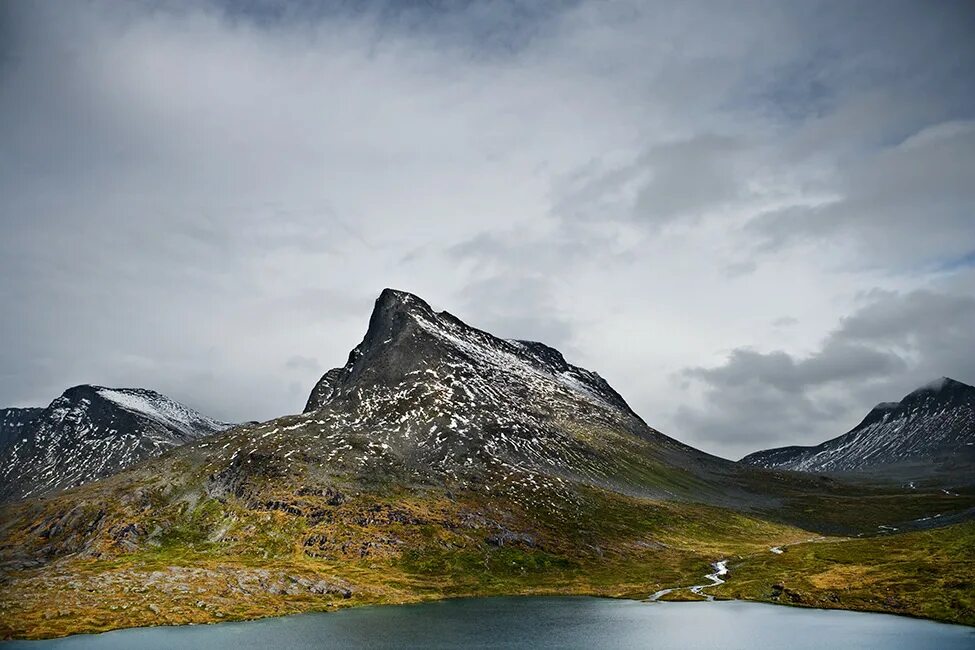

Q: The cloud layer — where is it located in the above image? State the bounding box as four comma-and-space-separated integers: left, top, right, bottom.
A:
1, 1, 973, 458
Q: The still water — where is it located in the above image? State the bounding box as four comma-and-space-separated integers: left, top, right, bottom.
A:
3, 597, 972, 650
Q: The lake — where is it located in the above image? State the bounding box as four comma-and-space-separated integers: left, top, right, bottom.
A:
3, 597, 972, 649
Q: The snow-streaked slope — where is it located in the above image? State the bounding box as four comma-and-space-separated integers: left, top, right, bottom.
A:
304, 290, 636, 419
0, 408, 43, 453
96, 388, 228, 437
0, 386, 231, 502
741, 378, 975, 478
299, 290, 682, 480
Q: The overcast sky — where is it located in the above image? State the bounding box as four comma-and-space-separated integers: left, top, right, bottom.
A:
1, 0, 973, 459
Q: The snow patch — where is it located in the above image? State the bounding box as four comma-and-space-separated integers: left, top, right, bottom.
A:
97, 388, 228, 436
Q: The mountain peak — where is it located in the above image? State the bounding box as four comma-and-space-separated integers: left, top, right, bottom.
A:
375, 288, 432, 314
1, 385, 229, 502
907, 376, 970, 397
304, 289, 445, 413
363, 288, 438, 347
304, 289, 643, 429
58, 383, 166, 403
291, 289, 699, 494
59, 383, 106, 399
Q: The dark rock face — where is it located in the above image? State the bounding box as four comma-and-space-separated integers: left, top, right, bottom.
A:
0, 408, 43, 453
741, 378, 975, 481
305, 289, 636, 417
0, 385, 231, 502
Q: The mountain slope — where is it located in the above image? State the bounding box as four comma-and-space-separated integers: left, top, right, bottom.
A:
0, 385, 231, 502
0, 408, 43, 454
741, 377, 975, 481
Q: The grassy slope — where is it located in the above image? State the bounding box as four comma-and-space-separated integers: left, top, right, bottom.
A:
713, 520, 975, 626
2, 424, 974, 639
3, 475, 973, 639
0, 482, 808, 639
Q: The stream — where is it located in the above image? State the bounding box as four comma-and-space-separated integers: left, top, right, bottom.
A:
647, 560, 728, 602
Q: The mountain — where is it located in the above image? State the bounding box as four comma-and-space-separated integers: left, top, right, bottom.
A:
0, 385, 231, 502
3, 290, 975, 638
297, 288, 728, 498
741, 377, 975, 481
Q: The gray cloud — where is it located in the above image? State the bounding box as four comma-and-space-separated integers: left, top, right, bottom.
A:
677, 288, 975, 458
749, 121, 975, 269
284, 355, 320, 372
553, 135, 753, 228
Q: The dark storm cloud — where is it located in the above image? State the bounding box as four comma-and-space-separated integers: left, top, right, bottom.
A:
684, 345, 906, 396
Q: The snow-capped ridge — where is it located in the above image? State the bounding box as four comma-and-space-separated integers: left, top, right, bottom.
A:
96, 387, 230, 436
742, 376, 975, 478
0, 384, 231, 502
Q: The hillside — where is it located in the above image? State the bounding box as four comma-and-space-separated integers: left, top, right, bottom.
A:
0, 408, 43, 453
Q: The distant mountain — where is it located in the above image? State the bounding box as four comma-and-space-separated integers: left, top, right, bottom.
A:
0, 385, 231, 502
741, 377, 975, 481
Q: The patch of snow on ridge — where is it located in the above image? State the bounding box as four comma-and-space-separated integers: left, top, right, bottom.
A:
97, 389, 228, 435
411, 311, 621, 413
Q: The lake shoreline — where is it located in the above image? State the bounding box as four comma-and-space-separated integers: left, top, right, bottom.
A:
4, 587, 974, 644
2, 596, 973, 649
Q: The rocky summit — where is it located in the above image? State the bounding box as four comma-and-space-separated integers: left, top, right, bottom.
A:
294, 288, 728, 500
